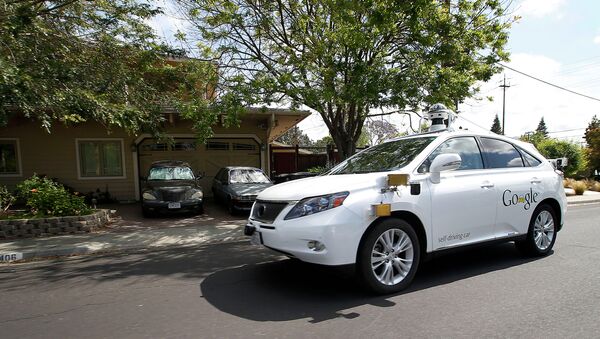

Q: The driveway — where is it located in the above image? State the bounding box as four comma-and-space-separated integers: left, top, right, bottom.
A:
100, 199, 249, 233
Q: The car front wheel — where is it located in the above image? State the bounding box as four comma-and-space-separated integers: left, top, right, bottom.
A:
516, 204, 557, 256
357, 218, 421, 294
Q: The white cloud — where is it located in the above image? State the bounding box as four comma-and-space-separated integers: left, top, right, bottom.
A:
301, 52, 600, 143
459, 53, 600, 143
594, 35, 600, 45
515, 0, 566, 19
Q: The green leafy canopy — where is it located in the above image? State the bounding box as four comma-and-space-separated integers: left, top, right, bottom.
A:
0, 0, 218, 140
178, 0, 513, 158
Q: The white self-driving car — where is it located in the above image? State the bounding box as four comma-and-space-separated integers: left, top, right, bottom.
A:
245, 107, 566, 294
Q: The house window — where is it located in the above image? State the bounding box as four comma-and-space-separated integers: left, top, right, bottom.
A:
173, 140, 197, 151
0, 139, 19, 175
141, 143, 168, 152
206, 141, 229, 151
232, 143, 256, 151
78, 140, 124, 177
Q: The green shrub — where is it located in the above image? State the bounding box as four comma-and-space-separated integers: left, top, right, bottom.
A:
0, 185, 16, 216
306, 166, 328, 174
17, 175, 91, 217
563, 178, 575, 188
572, 181, 586, 195
536, 139, 586, 177
591, 181, 600, 192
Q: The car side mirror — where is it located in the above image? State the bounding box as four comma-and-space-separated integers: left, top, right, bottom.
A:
196, 171, 205, 179
429, 153, 462, 184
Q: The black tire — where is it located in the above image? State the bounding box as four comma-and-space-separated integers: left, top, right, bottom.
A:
142, 207, 154, 218
357, 218, 421, 294
515, 204, 557, 256
227, 197, 237, 216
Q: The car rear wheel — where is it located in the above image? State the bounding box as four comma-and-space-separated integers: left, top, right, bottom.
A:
142, 207, 154, 218
357, 218, 420, 294
515, 204, 557, 256
227, 197, 237, 216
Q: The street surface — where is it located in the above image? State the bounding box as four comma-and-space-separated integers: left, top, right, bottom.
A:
1, 204, 599, 338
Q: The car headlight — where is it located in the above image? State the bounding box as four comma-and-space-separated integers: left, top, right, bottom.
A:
191, 191, 203, 200
143, 192, 157, 200
284, 191, 349, 220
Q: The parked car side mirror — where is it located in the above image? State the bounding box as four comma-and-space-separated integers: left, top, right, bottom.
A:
429, 153, 462, 184
195, 171, 205, 179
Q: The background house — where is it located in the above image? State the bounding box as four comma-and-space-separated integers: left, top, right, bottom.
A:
0, 107, 309, 201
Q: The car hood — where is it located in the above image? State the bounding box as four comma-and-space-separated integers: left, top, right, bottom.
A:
228, 183, 273, 196
258, 173, 384, 201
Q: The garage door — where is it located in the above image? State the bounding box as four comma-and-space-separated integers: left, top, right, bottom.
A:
138, 138, 261, 196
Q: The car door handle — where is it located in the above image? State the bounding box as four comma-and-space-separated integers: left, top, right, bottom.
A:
481, 182, 495, 189
530, 178, 542, 184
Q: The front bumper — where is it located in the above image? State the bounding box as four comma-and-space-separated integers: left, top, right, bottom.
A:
246, 204, 367, 266
143, 199, 203, 213
232, 199, 255, 211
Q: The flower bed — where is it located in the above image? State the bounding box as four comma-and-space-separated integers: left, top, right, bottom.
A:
0, 209, 111, 240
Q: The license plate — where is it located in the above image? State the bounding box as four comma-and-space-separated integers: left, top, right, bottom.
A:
250, 231, 262, 245
168, 202, 181, 209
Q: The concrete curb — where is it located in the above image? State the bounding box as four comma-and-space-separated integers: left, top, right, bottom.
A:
1, 234, 248, 263
567, 199, 600, 206
2, 199, 599, 263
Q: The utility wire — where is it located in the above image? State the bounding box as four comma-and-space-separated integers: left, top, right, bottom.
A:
498, 63, 600, 103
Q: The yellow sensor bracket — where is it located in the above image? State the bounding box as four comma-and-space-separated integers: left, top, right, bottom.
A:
387, 174, 409, 187
373, 203, 391, 217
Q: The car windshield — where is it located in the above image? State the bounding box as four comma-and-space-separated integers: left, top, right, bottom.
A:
148, 166, 194, 180
328, 136, 436, 175
229, 169, 270, 184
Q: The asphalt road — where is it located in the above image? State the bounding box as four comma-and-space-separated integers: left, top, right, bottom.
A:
1, 204, 599, 339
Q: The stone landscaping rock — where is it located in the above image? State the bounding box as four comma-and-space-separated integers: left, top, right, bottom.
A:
0, 209, 111, 240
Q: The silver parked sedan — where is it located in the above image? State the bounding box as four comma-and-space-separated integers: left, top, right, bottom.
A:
211, 167, 273, 215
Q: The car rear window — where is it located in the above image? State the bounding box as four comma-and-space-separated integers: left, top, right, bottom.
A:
480, 138, 524, 168
518, 148, 542, 167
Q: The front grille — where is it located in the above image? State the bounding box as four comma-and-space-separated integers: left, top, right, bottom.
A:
251, 200, 289, 224
159, 188, 187, 202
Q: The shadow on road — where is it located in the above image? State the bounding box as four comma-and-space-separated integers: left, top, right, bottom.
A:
200, 243, 547, 323
1, 240, 548, 324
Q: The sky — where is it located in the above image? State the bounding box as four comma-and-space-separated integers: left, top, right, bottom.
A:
149, 0, 600, 145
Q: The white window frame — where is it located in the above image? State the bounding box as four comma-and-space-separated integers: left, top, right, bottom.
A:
0, 138, 22, 177
75, 138, 127, 180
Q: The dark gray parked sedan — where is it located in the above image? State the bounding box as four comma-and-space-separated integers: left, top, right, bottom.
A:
141, 161, 204, 217
212, 166, 272, 214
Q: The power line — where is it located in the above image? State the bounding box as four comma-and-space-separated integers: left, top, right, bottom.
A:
498, 63, 600, 103
548, 128, 586, 134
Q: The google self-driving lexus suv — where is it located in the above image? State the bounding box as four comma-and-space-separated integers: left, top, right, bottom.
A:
245, 129, 566, 294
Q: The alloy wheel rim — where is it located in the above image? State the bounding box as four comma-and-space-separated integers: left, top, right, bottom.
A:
533, 210, 555, 251
371, 229, 414, 286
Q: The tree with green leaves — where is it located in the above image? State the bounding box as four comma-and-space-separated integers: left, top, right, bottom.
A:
364, 119, 400, 146
0, 0, 220, 140
536, 138, 586, 178
490, 114, 502, 134
313, 135, 334, 148
536, 117, 549, 137
585, 115, 600, 175
277, 126, 313, 146
177, 0, 512, 159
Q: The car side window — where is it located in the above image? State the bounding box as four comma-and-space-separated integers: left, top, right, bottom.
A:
480, 138, 524, 168
519, 148, 542, 167
223, 170, 230, 184
216, 169, 226, 182
418, 137, 484, 173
